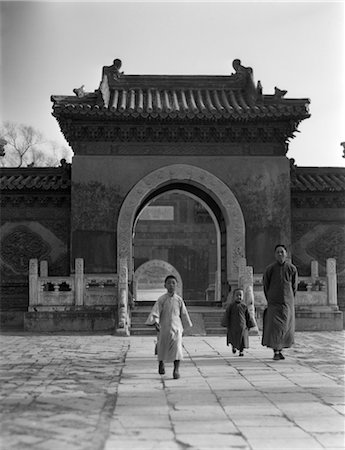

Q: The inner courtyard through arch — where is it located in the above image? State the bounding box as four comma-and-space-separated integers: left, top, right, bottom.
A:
133, 191, 218, 303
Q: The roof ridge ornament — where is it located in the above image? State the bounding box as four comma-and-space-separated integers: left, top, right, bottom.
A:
274, 86, 288, 98
231, 59, 257, 102
73, 85, 85, 97
232, 59, 253, 79
105, 58, 124, 81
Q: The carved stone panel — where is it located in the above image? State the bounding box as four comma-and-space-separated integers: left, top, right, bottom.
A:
0, 222, 67, 281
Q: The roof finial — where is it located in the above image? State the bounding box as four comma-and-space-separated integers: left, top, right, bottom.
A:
232, 59, 253, 78
257, 80, 263, 96
111, 58, 124, 80
73, 85, 85, 97
274, 87, 287, 98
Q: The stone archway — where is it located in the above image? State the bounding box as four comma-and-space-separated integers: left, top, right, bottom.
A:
117, 164, 245, 285
133, 259, 183, 301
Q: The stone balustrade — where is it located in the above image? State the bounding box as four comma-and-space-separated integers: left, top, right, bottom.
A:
28, 258, 119, 311
237, 257, 259, 334
252, 259, 337, 308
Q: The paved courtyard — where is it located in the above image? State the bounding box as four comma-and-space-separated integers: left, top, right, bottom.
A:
0, 331, 344, 450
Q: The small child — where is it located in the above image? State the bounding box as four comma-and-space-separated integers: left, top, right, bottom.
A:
221, 288, 255, 356
145, 275, 193, 379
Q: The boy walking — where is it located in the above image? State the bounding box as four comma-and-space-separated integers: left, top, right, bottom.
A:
221, 288, 255, 356
145, 275, 192, 379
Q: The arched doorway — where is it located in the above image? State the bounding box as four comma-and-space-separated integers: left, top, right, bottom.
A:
117, 164, 245, 302
133, 259, 183, 302
133, 190, 219, 302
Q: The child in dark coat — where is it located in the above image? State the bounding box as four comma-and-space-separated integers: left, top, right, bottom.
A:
221, 288, 255, 356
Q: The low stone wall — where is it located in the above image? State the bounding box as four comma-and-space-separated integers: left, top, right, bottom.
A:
24, 309, 117, 332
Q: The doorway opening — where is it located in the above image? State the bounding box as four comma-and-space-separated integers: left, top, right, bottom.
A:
133, 187, 221, 302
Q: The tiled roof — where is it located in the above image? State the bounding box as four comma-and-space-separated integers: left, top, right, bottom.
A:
1, 166, 344, 194
51, 59, 310, 121
0, 167, 71, 191
292, 167, 345, 192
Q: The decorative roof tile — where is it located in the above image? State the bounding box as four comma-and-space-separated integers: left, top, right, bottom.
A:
291, 168, 345, 192
0, 166, 71, 191
1, 166, 344, 194
51, 59, 310, 122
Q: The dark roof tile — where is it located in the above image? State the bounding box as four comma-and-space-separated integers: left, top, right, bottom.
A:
51, 59, 310, 122
292, 168, 345, 192
0, 168, 71, 191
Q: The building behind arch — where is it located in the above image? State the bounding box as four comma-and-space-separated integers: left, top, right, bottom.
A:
1, 59, 344, 330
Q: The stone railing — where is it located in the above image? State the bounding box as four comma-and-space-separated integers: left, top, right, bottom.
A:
28, 258, 118, 311
252, 258, 338, 308
237, 257, 259, 334
28, 257, 132, 335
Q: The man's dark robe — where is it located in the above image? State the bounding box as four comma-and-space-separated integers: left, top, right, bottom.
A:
221, 302, 255, 350
262, 261, 298, 350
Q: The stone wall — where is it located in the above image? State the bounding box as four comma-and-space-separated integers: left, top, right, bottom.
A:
291, 169, 345, 322
71, 152, 291, 274
0, 166, 71, 320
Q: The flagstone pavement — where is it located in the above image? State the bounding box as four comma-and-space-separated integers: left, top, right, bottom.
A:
0, 331, 344, 450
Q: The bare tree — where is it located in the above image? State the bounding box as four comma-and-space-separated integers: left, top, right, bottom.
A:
0, 121, 73, 167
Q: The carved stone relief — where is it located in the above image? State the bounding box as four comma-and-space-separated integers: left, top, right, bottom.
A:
292, 223, 345, 275
1, 226, 50, 274
0, 222, 67, 280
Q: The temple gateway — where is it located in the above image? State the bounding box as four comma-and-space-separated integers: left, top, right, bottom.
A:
1, 59, 344, 333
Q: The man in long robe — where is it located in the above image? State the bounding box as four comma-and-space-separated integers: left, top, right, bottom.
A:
145, 275, 192, 379
262, 244, 298, 360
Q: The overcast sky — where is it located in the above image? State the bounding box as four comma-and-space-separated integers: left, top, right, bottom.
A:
1, 1, 344, 167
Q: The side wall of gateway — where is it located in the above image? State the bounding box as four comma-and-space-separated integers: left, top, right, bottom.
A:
0, 178, 70, 327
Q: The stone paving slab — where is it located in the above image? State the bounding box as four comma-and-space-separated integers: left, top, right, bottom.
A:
0, 331, 344, 450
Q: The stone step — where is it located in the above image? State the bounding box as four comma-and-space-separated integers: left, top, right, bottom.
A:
130, 305, 228, 335
131, 327, 156, 336
204, 317, 224, 324
205, 327, 226, 335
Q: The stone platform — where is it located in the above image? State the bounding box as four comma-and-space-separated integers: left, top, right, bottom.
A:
0, 331, 344, 449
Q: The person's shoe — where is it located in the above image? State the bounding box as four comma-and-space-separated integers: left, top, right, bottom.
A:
278, 352, 285, 360
232, 347, 237, 354
273, 352, 280, 360
173, 369, 180, 379
158, 361, 165, 375
173, 360, 180, 379
239, 351, 244, 357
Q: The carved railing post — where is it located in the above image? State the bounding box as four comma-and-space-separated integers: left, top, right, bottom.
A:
40, 260, 48, 277
238, 257, 247, 289
117, 258, 129, 335
326, 258, 337, 307
75, 258, 84, 306
311, 260, 319, 284
243, 266, 259, 334
29, 259, 38, 307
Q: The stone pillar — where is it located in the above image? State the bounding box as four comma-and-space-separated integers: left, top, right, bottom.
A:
243, 266, 259, 334
215, 270, 221, 302
311, 260, 319, 284
75, 258, 84, 307
326, 258, 337, 306
29, 259, 38, 307
117, 258, 129, 335
238, 257, 247, 289
40, 260, 48, 277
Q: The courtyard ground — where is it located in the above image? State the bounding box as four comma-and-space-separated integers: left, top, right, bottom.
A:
0, 331, 344, 450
